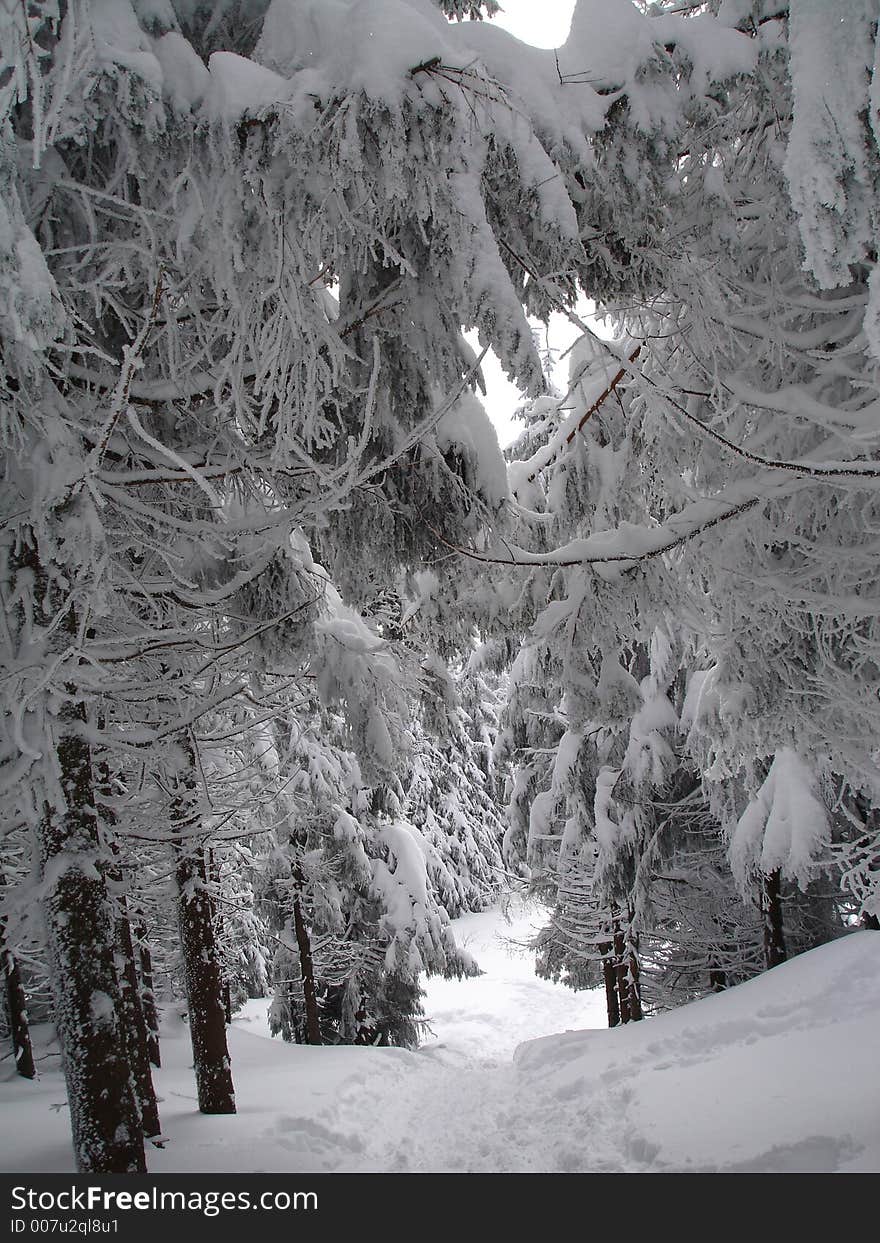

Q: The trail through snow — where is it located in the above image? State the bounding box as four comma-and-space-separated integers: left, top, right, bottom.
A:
229, 895, 614, 1172
1, 900, 878, 1173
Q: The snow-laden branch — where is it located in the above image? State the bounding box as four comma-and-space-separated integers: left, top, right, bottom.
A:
502, 243, 880, 484
428, 478, 782, 573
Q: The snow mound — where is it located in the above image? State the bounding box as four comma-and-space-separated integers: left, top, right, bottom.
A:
514, 931, 880, 1172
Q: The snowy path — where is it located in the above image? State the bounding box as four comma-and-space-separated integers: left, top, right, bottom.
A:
228, 897, 618, 1173
1, 905, 878, 1173
359, 900, 647, 1172
326, 1051, 641, 1173
146, 915, 880, 1173
290, 923, 880, 1174
235, 896, 605, 1067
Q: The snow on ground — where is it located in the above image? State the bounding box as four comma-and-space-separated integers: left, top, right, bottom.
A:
419, 896, 607, 1061
1, 900, 878, 1174
514, 930, 880, 1173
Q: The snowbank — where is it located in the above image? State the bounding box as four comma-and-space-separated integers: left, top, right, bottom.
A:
515, 930, 880, 1172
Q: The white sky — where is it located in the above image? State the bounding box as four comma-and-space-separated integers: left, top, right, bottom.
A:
465, 0, 597, 449
490, 0, 576, 47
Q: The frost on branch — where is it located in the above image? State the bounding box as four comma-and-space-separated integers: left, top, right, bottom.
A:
784, 0, 879, 290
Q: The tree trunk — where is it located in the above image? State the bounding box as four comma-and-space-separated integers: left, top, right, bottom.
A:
17, 541, 144, 1173
608, 907, 643, 1025
612, 912, 631, 1024
625, 916, 643, 1023
172, 738, 235, 1114
38, 710, 145, 1172
291, 871, 321, 1045
708, 961, 727, 992
98, 764, 161, 1139
113, 907, 162, 1138
599, 941, 620, 1028
259, 703, 322, 1044
762, 868, 787, 969
0, 872, 36, 1080
206, 850, 233, 1026
134, 921, 161, 1068
614, 955, 631, 1022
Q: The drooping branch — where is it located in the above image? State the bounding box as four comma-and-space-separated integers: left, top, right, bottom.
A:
426, 485, 767, 571
527, 345, 642, 482
499, 241, 880, 485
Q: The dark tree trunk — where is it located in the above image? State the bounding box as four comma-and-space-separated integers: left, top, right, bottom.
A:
599, 941, 620, 1028
206, 851, 233, 1026
0, 872, 36, 1080
98, 765, 161, 1140
614, 953, 631, 1022
38, 710, 145, 1172
134, 921, 161, 1068
259, 706, 321, 1044
609, 908, 643, 1024
292, 867, 321, 1046
708, 961, 727, 992
2, 945, 36, 1081
287, 979, 305, 1044
174, 842, 236, 1113
611, 913, 631, 1024
17, 541, 144, 1173
625, 916, 643, 1023
113, 907, 162, 1138
172, 739, 235, 1114
762, 869, 787, 969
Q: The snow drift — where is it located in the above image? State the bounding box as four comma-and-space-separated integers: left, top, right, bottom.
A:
515, 930, 880, 1172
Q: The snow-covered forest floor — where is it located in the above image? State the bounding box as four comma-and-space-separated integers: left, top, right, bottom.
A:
2, 898, 877, 1175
